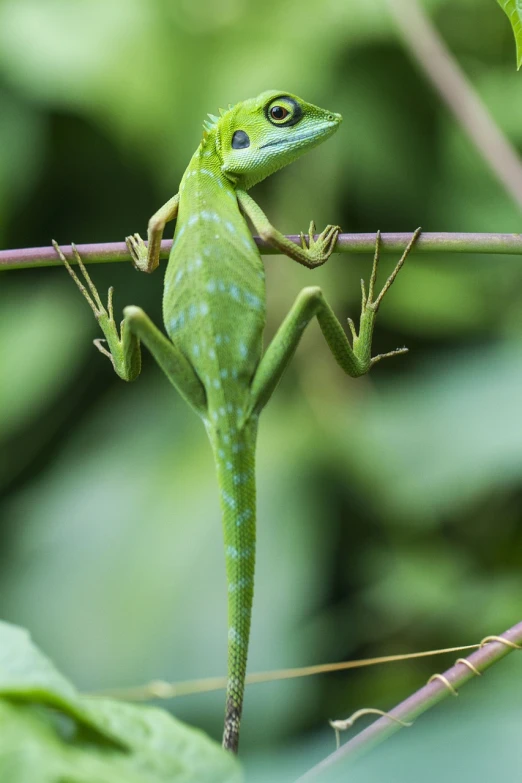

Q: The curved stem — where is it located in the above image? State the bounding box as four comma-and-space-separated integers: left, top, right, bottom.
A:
386, 0, 522, 211
295, 621, 522, 781
3, 232, 522, 271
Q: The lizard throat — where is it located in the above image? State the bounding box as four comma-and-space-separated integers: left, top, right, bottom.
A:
258, 126, 334, 149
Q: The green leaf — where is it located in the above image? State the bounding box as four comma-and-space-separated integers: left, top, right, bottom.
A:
497, 0, 522, 69
0, 620, 125, 748
0, 621, 242, 783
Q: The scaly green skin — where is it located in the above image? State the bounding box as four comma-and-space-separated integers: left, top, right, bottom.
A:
53, 90, 420, 754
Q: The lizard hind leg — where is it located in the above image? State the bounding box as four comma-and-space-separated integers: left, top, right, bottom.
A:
248, 228, 422, 414
53, 241, 141, 382
54, 241, 206, 413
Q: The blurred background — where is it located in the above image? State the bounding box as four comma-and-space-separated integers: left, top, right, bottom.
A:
1, 0, 522, 778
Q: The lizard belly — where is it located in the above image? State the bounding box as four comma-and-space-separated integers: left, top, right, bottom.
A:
163, 208, 266, 413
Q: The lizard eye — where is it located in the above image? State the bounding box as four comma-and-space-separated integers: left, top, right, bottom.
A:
269, 105, 289, 121
266, 96, 302, 127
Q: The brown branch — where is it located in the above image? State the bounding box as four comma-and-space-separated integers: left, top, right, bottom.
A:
296, 622, 522, 781
3, 232, 522, 271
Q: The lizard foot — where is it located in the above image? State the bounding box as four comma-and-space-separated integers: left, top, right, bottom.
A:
299, 220, 341, 267
362, 227, 422, 368
125, 232, 149, 273
53, 240, 138, 379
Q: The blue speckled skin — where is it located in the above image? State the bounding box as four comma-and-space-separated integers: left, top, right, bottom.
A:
59, 90, 418, 753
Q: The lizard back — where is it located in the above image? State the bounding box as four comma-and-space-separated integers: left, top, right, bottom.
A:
163, 143, 266, 418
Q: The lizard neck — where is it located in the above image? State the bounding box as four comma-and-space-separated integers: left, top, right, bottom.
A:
180, 134, 231, 192
174, 140, 239, 230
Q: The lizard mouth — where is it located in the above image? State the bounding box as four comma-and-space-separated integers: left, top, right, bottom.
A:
259, 123, 338, 149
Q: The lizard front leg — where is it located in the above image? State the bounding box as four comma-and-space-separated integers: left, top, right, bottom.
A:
126, 192, 180, 273
247, 228, 421, 414
53, 241, 207, 416
236, 189, 340, 269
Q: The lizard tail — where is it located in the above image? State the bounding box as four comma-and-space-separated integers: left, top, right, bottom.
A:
213, 424, 257, 754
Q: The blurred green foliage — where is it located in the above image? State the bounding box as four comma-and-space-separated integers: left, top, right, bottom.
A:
0, 0, 521, 776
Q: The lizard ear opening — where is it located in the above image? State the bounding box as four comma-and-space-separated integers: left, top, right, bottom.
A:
232, 130, 250, 149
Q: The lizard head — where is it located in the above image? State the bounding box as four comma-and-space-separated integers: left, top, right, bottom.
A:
213, 90, 342, 189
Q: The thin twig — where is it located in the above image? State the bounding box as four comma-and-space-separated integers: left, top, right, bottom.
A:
92, 644, 478, 702
3, 232, 522, 271
295, 621, 522, 781
386, 0, 522, 211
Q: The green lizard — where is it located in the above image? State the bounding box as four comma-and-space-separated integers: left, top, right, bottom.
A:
53, 90, 420, 754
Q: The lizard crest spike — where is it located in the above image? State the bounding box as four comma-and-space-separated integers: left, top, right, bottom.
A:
57, 89, 420, 754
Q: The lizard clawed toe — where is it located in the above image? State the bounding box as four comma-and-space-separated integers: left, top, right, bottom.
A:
125, 232, 149, 271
